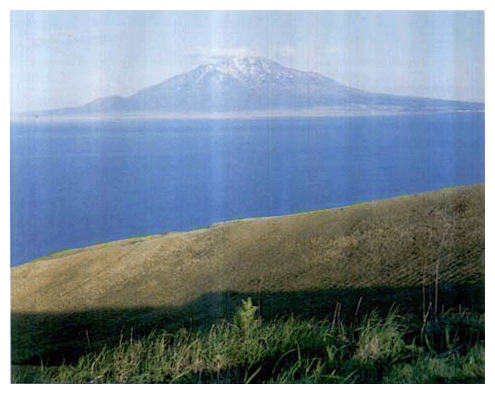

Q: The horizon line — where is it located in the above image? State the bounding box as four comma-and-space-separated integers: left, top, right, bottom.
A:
10, 106, 485, 123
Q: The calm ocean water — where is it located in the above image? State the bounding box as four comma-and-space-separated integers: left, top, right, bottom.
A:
10, 113, 484, 266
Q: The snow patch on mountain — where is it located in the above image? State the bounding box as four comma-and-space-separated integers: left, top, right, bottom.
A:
195, 57, 329, 89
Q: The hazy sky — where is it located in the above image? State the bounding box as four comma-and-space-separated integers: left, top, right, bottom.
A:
10, 10, 485, 113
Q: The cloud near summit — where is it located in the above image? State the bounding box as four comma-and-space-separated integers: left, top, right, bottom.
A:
277, 45, 298, 59
187, 46, 260, 62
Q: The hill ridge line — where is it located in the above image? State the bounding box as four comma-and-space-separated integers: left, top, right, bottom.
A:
14, 183, 483, 266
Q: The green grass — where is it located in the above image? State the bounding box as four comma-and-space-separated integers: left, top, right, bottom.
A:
11, 300, 484, 384
11, 184, 485, 382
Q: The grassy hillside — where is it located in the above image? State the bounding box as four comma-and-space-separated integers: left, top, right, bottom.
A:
12, 306, 485, 383
11, 184, 484, 369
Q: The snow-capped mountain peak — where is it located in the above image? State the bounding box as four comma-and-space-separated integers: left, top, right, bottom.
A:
201, 57, 301, 85
33, 56, 485, 117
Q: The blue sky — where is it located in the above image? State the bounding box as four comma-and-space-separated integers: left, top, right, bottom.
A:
10, 10, 485, 113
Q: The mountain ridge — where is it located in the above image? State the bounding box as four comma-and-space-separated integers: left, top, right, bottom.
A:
23, 57, 484, 119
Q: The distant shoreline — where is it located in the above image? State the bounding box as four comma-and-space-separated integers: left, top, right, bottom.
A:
10, 107, 485, 123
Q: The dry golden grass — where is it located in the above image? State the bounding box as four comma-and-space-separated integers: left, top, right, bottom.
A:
11, 184, 484, 365
11, 184, 484, 313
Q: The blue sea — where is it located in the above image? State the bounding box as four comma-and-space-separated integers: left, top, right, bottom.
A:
10, 113, 485, 267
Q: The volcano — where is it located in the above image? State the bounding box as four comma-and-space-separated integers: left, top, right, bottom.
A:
36, 57, 484, 118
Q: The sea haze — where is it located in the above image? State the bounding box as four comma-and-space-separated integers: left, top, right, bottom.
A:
10, 113, 485, 266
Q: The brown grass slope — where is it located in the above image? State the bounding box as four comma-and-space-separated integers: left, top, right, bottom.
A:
11, 184, 484, 364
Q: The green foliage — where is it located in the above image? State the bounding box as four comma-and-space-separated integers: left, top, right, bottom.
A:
354, 310, 405, 365
233, 297, 260, 332
12, 305, 484, 384
382, 343, 485, 383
